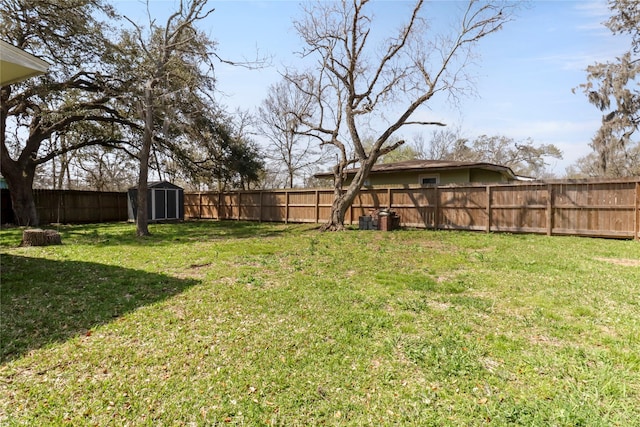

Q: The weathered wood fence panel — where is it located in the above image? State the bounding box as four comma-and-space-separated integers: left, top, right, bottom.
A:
490, 184, 548, 234
552, 181, 636, 237
0, 189, 130, 225
185, 178, 640, 240
34, 190, 128, 224
3, 189, 129, 224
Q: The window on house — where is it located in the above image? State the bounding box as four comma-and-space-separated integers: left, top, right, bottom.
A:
419, 174, 439, 186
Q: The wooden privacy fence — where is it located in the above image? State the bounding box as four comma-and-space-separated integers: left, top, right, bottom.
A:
33, 189, 128, 224
185, 178, 640, 240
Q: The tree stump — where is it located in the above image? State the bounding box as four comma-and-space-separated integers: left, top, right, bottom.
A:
21, 229, 62, 246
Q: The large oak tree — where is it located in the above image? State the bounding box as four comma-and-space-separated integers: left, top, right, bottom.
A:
0, 0, 127, 225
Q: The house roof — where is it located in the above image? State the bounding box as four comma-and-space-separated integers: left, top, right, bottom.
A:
0, 40, 50, 86
314, 159, 518, 180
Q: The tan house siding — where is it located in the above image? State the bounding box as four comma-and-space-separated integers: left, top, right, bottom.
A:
469, 169, 509, 183
351, 168, 506, 188
315, 160, 517, 188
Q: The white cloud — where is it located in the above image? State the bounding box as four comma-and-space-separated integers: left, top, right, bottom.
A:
574, 0, 609, 18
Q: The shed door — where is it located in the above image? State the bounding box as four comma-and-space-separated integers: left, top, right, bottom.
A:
167, 189, 177, 219
154, 189, 166, 220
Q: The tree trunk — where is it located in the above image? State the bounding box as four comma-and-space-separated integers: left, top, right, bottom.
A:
136, 85, 153, 237
21, 229, 62, 246
321, 158, 377, 231
1, 160, 39, 226
288, 170, 294, 189
321, 193, 350, 231
320, 175, 361, 231
1, 88, 39, 226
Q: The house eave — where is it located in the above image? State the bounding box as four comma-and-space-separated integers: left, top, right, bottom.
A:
0, 40, 50, 86
314, 160, 518, 181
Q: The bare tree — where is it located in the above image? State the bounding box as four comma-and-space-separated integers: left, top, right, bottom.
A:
287, 0, 516, 230
411, 127, 467, 160
73, 147, 138, 191
33, 133, 77, 190
257, 78, 328, 188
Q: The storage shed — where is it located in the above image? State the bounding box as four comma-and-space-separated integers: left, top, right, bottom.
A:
127, 181, 184, 222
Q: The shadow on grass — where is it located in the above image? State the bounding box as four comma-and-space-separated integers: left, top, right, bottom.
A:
0, 254, 199, 363
45, 220, 311, 248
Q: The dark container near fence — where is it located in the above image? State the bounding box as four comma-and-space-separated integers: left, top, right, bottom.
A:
359, 215, 374, 230
379, 212, 400, 231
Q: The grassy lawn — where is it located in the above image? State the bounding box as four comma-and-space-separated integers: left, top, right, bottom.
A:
1, 221, 639, 426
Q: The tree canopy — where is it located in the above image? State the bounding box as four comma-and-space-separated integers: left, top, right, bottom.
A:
574, 0, 639, 176
394, 129, 562, 178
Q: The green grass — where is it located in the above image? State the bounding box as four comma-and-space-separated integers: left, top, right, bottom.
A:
1, 221, 639, 425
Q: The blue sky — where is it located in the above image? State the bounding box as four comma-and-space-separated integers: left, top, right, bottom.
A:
116, 0, 630, 175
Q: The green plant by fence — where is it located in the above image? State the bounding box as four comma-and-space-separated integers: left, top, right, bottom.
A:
184, 178, 640, 240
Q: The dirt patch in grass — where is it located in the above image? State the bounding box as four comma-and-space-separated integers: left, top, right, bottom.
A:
528, 334, 563, 347
594, 257, 640, 267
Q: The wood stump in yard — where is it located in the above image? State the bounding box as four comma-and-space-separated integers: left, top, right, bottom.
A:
21, 229, 62, 246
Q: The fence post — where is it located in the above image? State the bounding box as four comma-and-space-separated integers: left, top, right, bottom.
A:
546, 184, 554, 236
214, 192, 219, 219
434, 186, 440, 230
285, 191, 289, 224
315, 190, 320, 223
98, 192, 103, 223
486, 185, 492, 233
59, 191, 64, 224
350, 197, 354, 226
387, 188, 392, 210
635, 181, 639, 241
237, 192, 241, 220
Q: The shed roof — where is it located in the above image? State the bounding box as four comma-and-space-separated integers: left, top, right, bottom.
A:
314, 159, 518, 180
128, 181, 183, 190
